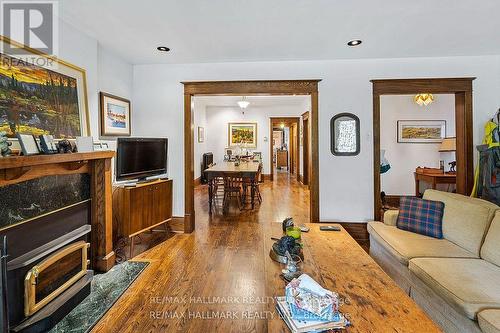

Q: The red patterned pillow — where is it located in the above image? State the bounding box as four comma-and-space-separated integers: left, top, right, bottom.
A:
397, 196, 444, 238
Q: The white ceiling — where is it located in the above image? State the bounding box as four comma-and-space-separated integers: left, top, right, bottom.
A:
60, 0, 500, 65
195, 95, 309, 108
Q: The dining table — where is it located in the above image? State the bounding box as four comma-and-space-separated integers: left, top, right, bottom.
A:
203, 161, 260, 213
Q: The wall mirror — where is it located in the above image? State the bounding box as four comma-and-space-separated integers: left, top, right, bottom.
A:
330, 113, 360, 156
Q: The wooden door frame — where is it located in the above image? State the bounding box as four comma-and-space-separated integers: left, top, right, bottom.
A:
372, 77, 475, 221
301, 111, 310, 186
269, 117, 300, 181
182, 80, 321, 232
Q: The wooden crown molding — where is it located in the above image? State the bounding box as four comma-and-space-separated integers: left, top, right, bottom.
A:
182, 79, 321, 95
371, 77, 476, 95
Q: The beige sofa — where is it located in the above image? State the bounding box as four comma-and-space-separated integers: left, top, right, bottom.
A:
368, 189, 500, 333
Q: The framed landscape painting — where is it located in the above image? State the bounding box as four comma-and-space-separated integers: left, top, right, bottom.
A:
100, 92, 131, 136
228, 122, 257, 147
0, 36, 90, 139
397, 120, 446, 143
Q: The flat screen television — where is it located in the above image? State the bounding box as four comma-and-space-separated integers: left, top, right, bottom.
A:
116, 137, 168, 181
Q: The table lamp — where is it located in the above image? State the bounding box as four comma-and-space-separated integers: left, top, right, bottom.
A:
439, 137, 456, 172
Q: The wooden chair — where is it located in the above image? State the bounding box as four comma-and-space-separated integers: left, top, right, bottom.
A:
223, 173, 242, 212
205, 163, 224, 211
242, 163, 263, 206
252, 164, 263, 204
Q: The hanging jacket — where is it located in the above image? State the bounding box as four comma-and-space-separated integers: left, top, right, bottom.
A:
472, 114, 500, 201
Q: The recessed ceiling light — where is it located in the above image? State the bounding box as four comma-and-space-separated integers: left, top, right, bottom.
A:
157, 46, 170, 52
347, 40, 362, 47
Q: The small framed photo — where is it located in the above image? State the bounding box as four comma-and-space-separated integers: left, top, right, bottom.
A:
100, 92, 131, 136
76, 136, 94, 153
17, 134, 40, 155
397, 120, 446, 143
198, 127, 205, 143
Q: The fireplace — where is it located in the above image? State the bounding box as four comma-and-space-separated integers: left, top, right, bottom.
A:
1, 175, 93, 333
24, 240, 89, 317
0, 151, 115, 332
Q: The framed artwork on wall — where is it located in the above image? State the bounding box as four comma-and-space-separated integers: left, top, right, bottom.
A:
330, 113, 360, 156
198, 126, 204, 143
99, 92, 131, 136
228, 122, 257, 147
0, 36, 90, 139
397, 120, 446, 143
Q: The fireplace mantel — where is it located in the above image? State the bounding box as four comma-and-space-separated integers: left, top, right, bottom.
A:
0, 151, 115, 272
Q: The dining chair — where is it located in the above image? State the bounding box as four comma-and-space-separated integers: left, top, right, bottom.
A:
223, 173, 242, 213
242, 163, 263, 206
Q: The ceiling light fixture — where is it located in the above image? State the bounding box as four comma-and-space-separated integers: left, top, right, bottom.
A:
157, 46, 170, 52
237, 97, 250, 109
414, 93, 434, 106
347, 39, 362, 47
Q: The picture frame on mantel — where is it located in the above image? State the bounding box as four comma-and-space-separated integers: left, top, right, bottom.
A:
99, 92, 131, 136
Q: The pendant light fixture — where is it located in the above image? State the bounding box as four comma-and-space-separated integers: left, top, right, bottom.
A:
414, 93, 434, 106
237, 96, 250, 109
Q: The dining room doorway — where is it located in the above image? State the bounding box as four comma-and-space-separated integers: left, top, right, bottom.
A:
182, 80, 321, 232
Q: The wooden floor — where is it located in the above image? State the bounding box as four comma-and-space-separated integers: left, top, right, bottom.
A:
93, 173, 310, 332
92, 173, 439, 332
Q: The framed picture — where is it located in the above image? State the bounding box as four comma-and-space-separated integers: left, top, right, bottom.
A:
198, 126, 205, 143
99, 92, 131, 136
0, 36, 90, 139
228, 122, 257, 147
397, 120, 446, 143
330, 113, 360, 156
17, 134, 40, 155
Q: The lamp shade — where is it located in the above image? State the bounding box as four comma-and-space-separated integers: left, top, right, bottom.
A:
439, 137, 456, 152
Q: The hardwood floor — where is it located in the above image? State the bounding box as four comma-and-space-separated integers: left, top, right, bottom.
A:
92, 173, 438, 332
92, 173, 310, 332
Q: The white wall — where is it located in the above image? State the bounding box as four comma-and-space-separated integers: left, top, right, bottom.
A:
59, 20, 134, 151
380, 94, 456, 195
132, 55, 500, 221
193, 104, 305, 177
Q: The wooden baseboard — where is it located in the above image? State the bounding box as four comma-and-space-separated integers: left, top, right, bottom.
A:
194, 177, 201, 186
168, 216, 185, 233
320, 221, 369, 252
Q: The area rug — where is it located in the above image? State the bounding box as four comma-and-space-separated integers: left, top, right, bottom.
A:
49, 261, 149, 333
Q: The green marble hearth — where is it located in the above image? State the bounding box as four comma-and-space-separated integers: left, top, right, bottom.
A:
50, 261, 149, 333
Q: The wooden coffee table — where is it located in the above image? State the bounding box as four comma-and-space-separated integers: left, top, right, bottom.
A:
92, 221, 441, 332
265, 223, 441, 332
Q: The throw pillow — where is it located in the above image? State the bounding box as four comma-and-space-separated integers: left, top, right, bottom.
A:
397, 196, 444, 238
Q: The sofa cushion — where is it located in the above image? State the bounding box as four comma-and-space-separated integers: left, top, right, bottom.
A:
423, 189, 498, 255
367, 222, 476, 266
397, 196, 444, 238
478, 309, 500, 333
482, 211, 500, 267
409, 258, 500, 320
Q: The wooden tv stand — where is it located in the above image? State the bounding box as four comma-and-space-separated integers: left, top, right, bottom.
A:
113, 179, 173, 257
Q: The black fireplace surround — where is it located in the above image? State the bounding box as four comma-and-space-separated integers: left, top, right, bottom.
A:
0, 174, 93, 333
